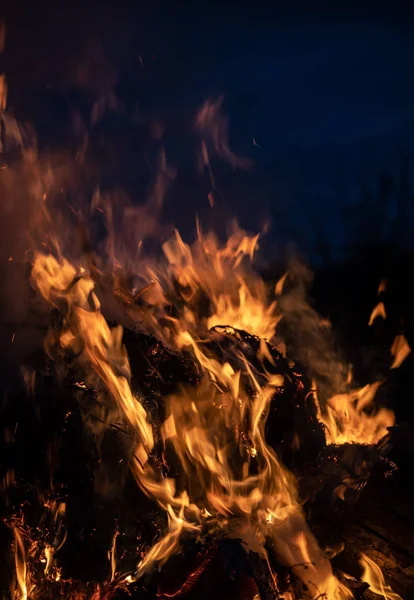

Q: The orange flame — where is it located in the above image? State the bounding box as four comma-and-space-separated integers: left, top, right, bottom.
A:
194, 97, 253, 171
2, 83, 401, 600
390, 334, 411, 369
359, 553, 402, 600
314, 381, 394, 446
30, 225, 359, 598
368, 302, 386, 325
13, 528, 31, 600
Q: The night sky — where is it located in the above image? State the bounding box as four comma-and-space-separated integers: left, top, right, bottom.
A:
2, 0, 414, 261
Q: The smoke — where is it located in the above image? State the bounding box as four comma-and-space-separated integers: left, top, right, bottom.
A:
277, 259, 348, 401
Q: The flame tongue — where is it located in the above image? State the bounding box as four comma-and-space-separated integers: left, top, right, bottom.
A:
13, 528, 30, 600
359, 553, 402, 600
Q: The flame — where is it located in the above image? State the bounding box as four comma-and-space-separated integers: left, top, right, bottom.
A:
313, 300, 410, 445
359, 553, 402, 600
44, 545, 54, 575
368, 302, 386, 325
194, 97, 252, 170
313, 286, 409, 446
109, 531, 118, 582
268, 512, 353, 599
13, 528, 31, 600
2, 80, 402, 600
10, 117, 402, 597
314, 381, 394, 446
378, 280, 387, 294
30, 226, 357, 598
31, 253, 199, 580
159, 225, 281, 341
390, 334, 411, 369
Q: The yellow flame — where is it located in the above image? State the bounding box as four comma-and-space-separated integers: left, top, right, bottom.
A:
314, 381, 394, 446
359, 553, 402, 600
30, 226, 400, 598
44, 545, 54, 575
159, 226, 280, 341
109, 531, 118, 582
13, 528, 29, 600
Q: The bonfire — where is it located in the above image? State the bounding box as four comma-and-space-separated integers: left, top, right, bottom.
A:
0, 22, 411, 599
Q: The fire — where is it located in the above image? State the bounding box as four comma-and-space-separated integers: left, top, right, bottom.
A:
390, 334, 411, 369
1, 90, 405, 599
314, 381, 395, 446
194, 97, 253, 171
313, 329, 410, 446
13, 528, 30, 600
28, 226, 361, 598
368, 302, 386, 325
24, 211, 404, 599
159, 225, 281, 341
359, 553, 402, 600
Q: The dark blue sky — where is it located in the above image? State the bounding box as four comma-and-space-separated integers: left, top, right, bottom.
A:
191, 21, 414, 148
156, 11, 414, 258
4, 1, 414, 261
